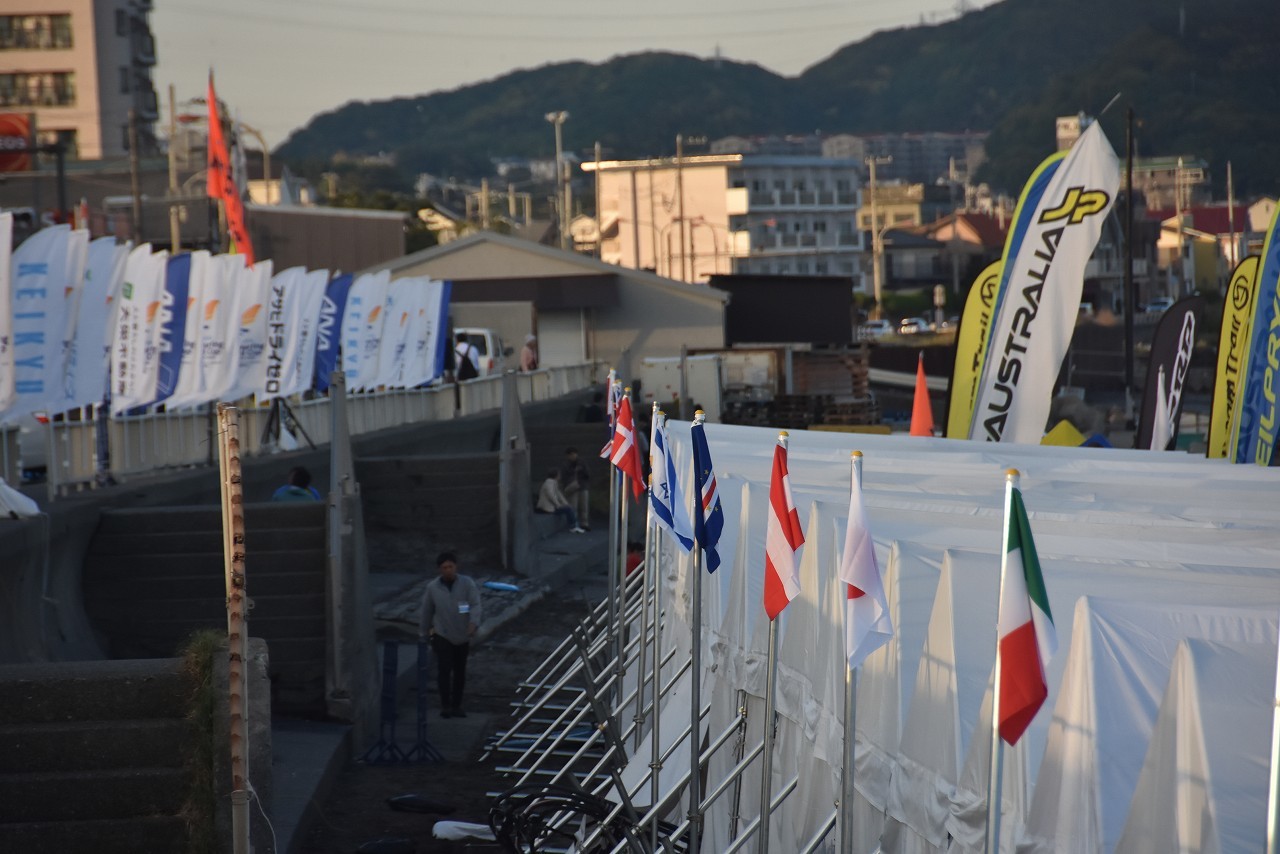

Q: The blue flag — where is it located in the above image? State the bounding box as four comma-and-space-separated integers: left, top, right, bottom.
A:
151, 253, 192, 406
649, 413, 694, 552
689, 417, 724, 572
313, 273, 352, 392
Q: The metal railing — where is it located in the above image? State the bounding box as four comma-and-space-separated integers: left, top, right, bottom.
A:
32, 362, 596, 499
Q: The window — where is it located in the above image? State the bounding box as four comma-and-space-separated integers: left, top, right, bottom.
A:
0, 72, 76, 107
0, 14, 74, 49
119, 67, 130, 93
116, 10, 127, 36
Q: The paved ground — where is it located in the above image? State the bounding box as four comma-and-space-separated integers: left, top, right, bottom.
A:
295, 535, 610, 853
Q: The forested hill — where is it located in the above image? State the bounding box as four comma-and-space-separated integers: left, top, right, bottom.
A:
277, 0, 1280, 198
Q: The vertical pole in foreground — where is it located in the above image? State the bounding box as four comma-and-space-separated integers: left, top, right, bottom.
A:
616, 471, 630, 712
607, 454, 620, 650
650, 525, 665, 854
217, 404, 251, 854
758, 618, 780, 854
840, 452, 863, 853
636, 497, 654, 752
985, 469, 1018, 854
687, 545, 704, 854
1266, 605, 1280, 854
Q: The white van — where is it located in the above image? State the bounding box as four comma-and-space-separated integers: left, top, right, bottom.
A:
454, 327, 512, 378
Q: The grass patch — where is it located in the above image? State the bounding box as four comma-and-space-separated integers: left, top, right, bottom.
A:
180, 629, 223, 854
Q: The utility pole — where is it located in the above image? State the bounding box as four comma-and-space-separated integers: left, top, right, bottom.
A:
168, 84, 180, 251
1173, 156, 1184, 298
865, 154, 892, 319
1123, 107, 1136, 406
676, 134, 686, 281
949, 156, 961, 297
128, 109, 143, 242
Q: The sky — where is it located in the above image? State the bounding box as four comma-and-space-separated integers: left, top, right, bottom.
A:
151, 0, 1001, 150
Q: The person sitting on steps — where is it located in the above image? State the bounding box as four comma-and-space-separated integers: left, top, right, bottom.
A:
536, 468, 585, 533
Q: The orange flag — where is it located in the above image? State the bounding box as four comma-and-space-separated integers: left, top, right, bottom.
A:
206, 72, 255, 264
910, 352, 934, 437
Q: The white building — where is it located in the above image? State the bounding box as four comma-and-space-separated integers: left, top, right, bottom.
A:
587, 154, 866, 285
0, 0, 158, 159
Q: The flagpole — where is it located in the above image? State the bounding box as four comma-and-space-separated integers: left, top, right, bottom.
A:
840, 451, 863, 854
985, 468, 1018, 854
617, 458, 630, 712
688, 541, 704, 854
759, 616, 779, 854
651, 518, 665, 854
636, 468, 655, 751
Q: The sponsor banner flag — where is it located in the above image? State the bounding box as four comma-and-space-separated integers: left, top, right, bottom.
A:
313, 273, 352, 393
341, 270, 391, 392
1136, 295, 1202, 451
56, 229, 89, 410
1207, 256, 1259, 458
648, 411, 695, 553
763, 433, 804, 621
969, 121, 1119, 443
150, 253, 193, 407
841, 455, 892, 669
419, 279, 451, 387
5, 224, 72, 422
164, 251, 212, 409
609, 393, 646, 499
196, 253, 244, 405
69, 237, 128, 409
997, 483, 1056, 745
110, 245, 167, 415
224, 257, 273, 402
689, 415, 724, 573
375, 276, 421, 389
283, 269, 329, 398
1149, 366, 1172, 451
0, 213, 13, 414
1230, 202, 1280, 465
206, 74, 254, 264
947, 261, 1003, 438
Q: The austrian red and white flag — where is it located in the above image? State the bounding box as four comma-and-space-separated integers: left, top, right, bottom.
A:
840, 456, 892, 669
996, 482, 1057, 745
763, 433, 805, 620
609, 393, 646, 498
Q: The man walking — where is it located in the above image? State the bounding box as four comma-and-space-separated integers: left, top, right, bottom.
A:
419, 551, 482, 718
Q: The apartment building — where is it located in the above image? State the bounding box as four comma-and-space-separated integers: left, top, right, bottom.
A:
822, 131, 988, 185
0, 0, 158, 159
587, 154, 866, 285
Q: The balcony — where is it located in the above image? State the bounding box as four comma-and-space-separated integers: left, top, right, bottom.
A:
741, 232, 862, 256
135, 85, 158, 121
132, 31, 156, 66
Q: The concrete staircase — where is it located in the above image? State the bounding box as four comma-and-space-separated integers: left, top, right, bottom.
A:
0, 658, 193, 853
82, 502, 328, 715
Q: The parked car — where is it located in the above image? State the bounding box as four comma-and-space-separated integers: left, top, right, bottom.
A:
858, 319, 894, 341
454, 327, 513, 377
17, 411, 49, 480
1143, 296, 1175, 314
898, 316, 931, 335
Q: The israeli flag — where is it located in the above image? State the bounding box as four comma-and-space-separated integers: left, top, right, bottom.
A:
649, 411, 694, 552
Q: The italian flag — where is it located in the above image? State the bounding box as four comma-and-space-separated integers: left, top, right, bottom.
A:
996, 486, 1056, 745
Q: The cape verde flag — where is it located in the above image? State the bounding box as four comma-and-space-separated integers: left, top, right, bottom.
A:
689, 413, 724, 572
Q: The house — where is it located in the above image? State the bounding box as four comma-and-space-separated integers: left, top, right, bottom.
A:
363, 231, 727, 381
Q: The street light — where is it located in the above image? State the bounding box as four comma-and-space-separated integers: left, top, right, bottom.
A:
545, 111, 570, 250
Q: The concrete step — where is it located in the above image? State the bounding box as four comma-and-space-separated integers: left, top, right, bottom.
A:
95, 502, 325, 534
83, 549, 328, 581
83, 566, 325, 600
83, 592, 325, 623
95, 614, 328, 645
0, 660, 188, 725
0, 767, 188, 822
88, 525, 325, 555
0, 815, 188, 853
0, 719, 190, 773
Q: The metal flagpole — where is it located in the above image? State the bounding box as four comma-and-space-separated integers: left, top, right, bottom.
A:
607, 452, 620, 662
616, 464, 630, 713
636, 485, 655, 751
688, 544, 704, 854
840, 451, 863, 853
1266, 607, 1280, 854
758, 617, 780, 854
216, 404, 251, 854
985, 469, 1019, 854
651, 516, 666, 853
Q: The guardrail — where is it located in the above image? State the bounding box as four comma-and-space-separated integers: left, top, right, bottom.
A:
37, 363, 597, 500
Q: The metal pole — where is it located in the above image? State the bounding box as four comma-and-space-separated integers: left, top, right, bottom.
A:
758, 619, 780, 854
688, 544, 704, 854
1266, 608, 1280, 854
840, 452, 863, 853
128, 109, 143, 241
651, 517, 666, 853
676, 134, 686, 281
217, 404, 251, 854
636, 513, 653, 752
984, 469, 1019, 854
1123, 108, 1136, 398
617, 466, 630, 713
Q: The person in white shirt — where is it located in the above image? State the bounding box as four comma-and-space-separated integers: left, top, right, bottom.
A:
536, 469, 585, 533
454, 332, 480, 380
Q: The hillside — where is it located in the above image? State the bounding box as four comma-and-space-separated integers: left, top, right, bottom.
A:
277, 0, 1280, 197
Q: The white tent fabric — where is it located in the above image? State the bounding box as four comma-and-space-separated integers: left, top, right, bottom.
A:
650, 423, 1280, 854
1116, 639, 1277, 854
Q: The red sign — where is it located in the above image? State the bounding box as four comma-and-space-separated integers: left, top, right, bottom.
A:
0, 113, 32, 172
